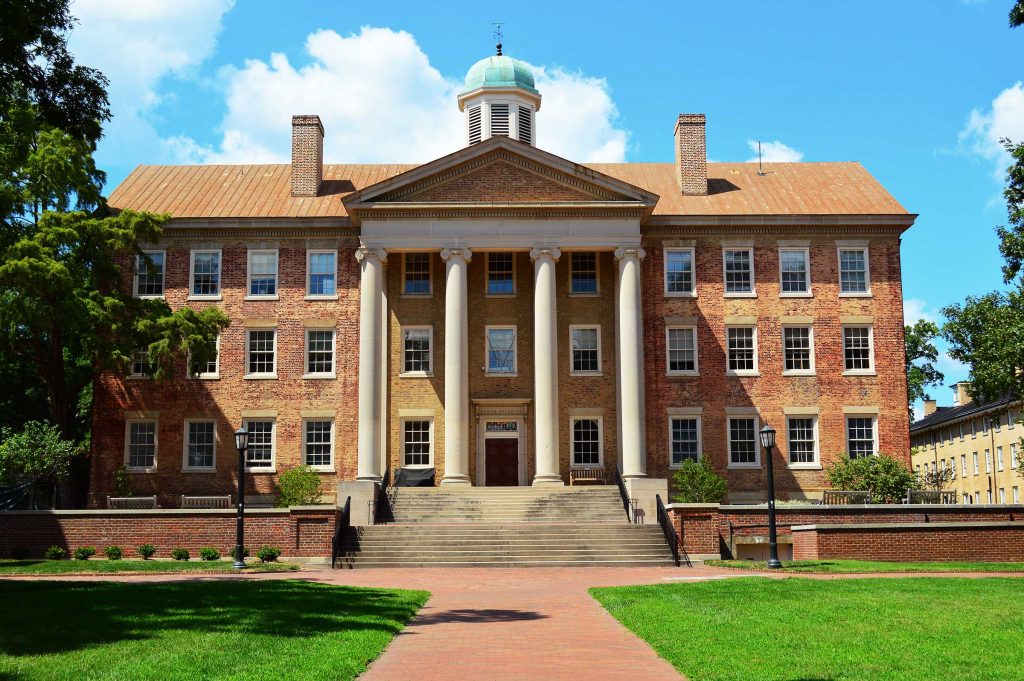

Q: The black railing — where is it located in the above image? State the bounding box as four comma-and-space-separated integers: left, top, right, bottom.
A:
655, 493, 685, 567
331, 495, 351, 569
613, 468, 636, 523
369, 467, 393, 525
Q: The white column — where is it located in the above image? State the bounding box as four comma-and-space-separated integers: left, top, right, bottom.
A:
441, 248, 472, 485
356, 247, 387, 481
531, 247, 564, 486
615, 247, 647, 479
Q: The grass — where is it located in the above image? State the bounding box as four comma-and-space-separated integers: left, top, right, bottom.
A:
592, 577, 1024, 681
0, 579, 429, 680
0, 558, 300, 575
705, 559, 1024, 573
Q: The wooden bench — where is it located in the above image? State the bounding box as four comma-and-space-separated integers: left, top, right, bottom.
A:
821, 490, 872, 505
180, 495, 231, 509
904, 490, 957, 505
107, 495, 159, 509
570, 467, 607, 486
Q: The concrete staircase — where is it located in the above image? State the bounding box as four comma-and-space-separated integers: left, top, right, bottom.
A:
337, 487, 677, 568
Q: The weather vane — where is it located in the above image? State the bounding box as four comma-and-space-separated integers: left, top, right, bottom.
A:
493, 22, 503, 55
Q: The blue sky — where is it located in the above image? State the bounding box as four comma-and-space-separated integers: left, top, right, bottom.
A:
69, 0, 1023, 412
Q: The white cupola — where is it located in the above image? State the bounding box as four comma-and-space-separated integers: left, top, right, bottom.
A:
457, 43, 541, 147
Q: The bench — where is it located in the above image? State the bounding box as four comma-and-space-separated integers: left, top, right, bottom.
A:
570, 467, 607, 486
107, 495, 159, 509
903, 490, 957, 505
821, 490, 872, 505
181, 495, 232, 509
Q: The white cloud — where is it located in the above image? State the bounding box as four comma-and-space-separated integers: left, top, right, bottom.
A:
171, 27, 630, 165
70, 0, 234, 164
904, 298, 937, 325
746, 139, 804, 163
959, 82, 1024, 180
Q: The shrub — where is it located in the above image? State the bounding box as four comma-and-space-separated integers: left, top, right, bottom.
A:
113, 466, 133, 497
274, 465, 323, 507
104, 546, 123, 560
229, 546, 249, 559
671, 457, 729, 504
826, 454, 917, 504
138, 544, 156, 559
0, 421, 81, 508
73, 546, 96, 561
199, 547, 220, 561
171, 548, 190, 561
44, 545, 66, 560
257, 545, 282, 563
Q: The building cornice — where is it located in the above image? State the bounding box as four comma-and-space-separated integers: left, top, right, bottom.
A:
645, 213, 916, 231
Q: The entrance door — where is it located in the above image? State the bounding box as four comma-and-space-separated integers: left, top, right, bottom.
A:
485, 438, 519, 486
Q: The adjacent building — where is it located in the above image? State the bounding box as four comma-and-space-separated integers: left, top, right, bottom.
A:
89, 47, 914, 509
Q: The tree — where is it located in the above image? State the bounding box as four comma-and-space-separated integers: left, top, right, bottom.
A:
825, 454, 917, 503
1011, 1, 1024, 28
905, 319, 945, 411
671, 457, 729, 504
0, 420, 80, 508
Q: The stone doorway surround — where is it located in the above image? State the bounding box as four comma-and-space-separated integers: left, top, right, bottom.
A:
474, 398, 530, 486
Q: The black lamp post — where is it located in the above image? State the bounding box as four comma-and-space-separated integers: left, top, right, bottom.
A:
233, 426, 250, 570
759, 424, 783, 569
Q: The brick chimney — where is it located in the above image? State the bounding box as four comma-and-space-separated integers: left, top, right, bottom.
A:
923, 398, 938, 417
291, 115, 324, 197
953, 382, 973, 407
674, 113, 707, 196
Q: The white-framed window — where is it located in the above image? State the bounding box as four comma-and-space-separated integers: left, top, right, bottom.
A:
571, 417, 603, 467
245, 329, 276, 378
959, 422, 965, 441
401, 326, 433, 375
305, 329, 335, 377
971, 419, 977, 438
999, 488, 1006, 504
728, 415, 760, 468
189, 249, 221, 299
723, 247, 754, 296
401, 418, 434, 467
779, 248, 810, 295
976, 491, 982, 504
486, 252, 516, 296
402, 253, 432, 296
988, 489, 993, 504
485, 326, 517, 375
666, 326, 698, 375
303, 419, 334, 470
124, 420, 157, 471
964, 492, 970, 504
664, 248, 695, 296
307, 249, 337, 298
129, 349, 151, 379
183, 419, 216, 470
1010, 411, 1017, 428
997, 446, 1005, 471
1012, 443, 1018, 470
838, 247, 870, 295
1014, 486, 1020, 504
570, 325, 601, 375
985, 449, 992, 473
243, 419, 275, 471
189, 335, 220, 379
842, 326, 874, 374
570, 252, 599, 294
668, 416, 701, 467
961, 453, 968, 477
782, 325, 815, 375
134, 250, 165, 298
973, 451, 980, 475
845, 416, 877, 458
726, 326, 758, 375
247, 249, 278, 298
786, 416, 819, 468
951, 458, 957, 479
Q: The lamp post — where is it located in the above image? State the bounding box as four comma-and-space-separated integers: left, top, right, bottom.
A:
233, 426, 250, 570
759, 424, 783, 569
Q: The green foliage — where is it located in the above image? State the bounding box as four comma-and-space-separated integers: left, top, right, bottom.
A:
199, 547, 220, 562
257, 546, 282, 563
73, 546, 95, 561
1012, 1, 1024, 28
229, 546, 250, 559
825, 454, 917, 503
44, 545, 65, 560
904, 319, 945, 409
274, 466, 324, 507
113, 466, 133, 497
670, 457, 729, 504
103, 546, 122, 560
0, 420, 79, 484
137, 544, 156, 559
170, 548, 190, 562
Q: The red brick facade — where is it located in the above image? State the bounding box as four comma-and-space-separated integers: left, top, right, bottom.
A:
791, 522, 1024, 562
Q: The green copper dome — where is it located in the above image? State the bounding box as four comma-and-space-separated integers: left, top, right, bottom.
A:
461, 54, 538, 95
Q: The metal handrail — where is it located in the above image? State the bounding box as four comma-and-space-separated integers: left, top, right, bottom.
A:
331, 495, 351, 569
369, 468, 392, 525
656, 493, 685, 567
613, 468, 636, 523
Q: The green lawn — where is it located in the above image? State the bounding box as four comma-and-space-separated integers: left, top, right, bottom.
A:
592, 577, 1024, 681
0, 579, 429, 680
0, 559, 300, 575
705, 559, 1024, 574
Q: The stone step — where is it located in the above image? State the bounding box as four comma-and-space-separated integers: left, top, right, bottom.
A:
338, 558, 677, 569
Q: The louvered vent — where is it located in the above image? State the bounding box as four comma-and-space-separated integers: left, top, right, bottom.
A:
468, 105, 483, 145
490, 104, 510, 136
517, 106, 532, 145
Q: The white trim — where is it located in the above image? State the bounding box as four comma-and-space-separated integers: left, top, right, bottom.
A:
189, 335, 220, 380
303, 327, 337, 378
124, 419, 158, 473
727, 414, 761, 469
845, 414, 879, 458
301, 417, 335, 472
181, 418, 217, 472
485, 251, 517, 297
725, 325, 759, 377
246, 249, 279, 300
785, 415, 820, 469
127, 349, 151, 379
781, 324, 816, 376
401, 252, 433, 297
569, 415, 604, 468
399, 325, 434, 377
841, 324, 876, 376
778, 246, 812, 297
665, 325, 699, 376
837, 246, 872, 297
485, 325, 518, 376
133, 250, 166, 299
663, 247, 697, 298
306, 249, 339, 300
188, 249, 222, 301
569, 324, 602, 376
667, 414, 703, 469
244, 328, 277, 379
568, 251, 600, 296
399, 416, 435, 468
722, 246, 756, 298
242, 417, 276, 473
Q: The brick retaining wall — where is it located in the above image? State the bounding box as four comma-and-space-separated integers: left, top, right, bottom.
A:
792, 522, 1024, 562
0, 506, 337, 558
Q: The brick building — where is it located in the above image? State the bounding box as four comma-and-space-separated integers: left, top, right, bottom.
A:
90, 49, 914, 511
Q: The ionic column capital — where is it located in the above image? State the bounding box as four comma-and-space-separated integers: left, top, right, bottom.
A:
355, 247, 387, 265
614, 247, 646, 261
529, 247, 561, 263
440, 247, 473, 264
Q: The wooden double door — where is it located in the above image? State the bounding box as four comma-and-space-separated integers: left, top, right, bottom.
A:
484, 437, 520, 486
